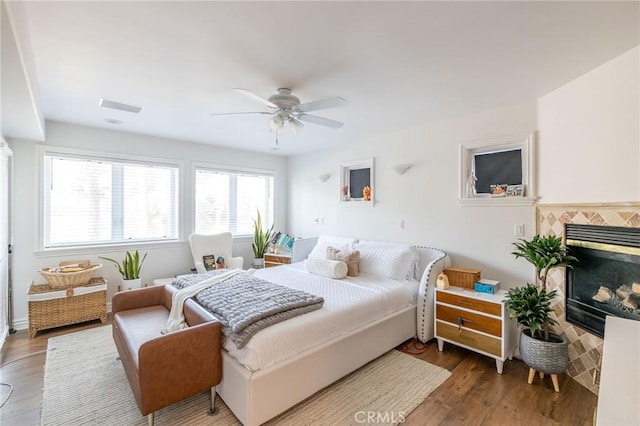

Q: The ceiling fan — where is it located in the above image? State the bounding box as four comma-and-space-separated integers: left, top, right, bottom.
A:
211, 88, 347, 133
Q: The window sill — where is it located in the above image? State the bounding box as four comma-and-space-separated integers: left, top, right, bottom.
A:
457, 196, 537, 207
35, 240, 186, 257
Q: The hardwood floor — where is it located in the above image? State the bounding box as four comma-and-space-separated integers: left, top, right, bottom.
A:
0, 320, 597, 425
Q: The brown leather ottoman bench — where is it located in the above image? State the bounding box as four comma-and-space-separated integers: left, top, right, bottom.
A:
112, 285, 222, 425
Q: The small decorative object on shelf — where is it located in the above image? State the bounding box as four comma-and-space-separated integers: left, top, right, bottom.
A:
475, 279, 500, 294
490, 184, 507, 197
362, 186, 371, 201
436, 272, 450, 289
443, 267, 481, 290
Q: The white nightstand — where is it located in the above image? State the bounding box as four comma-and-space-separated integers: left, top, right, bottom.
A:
435, 286, 517, 374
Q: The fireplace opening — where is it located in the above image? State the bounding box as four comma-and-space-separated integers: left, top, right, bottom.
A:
565, 224, 640, 338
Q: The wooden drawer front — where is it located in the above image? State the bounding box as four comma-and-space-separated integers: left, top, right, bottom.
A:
436, 304, 502, 337
264, 255, 292, 268
436, 321, 502, 357
436, 291, 501, 316
264, 255, 291, 264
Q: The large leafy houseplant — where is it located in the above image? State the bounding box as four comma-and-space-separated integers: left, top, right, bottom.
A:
251, 210, 274, 259
505, 235, 578, 342
100, 250, 147, 280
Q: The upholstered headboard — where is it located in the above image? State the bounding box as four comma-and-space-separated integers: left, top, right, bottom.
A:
414, 246, 450, 343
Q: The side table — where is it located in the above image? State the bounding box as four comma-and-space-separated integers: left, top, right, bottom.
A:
434, 286, 517, 374
28, 277, 107, 338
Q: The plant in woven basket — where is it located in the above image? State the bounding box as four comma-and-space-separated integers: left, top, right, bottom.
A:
505, 234, 578, 383
99, 250, 147, 280
506, 235, 577, 342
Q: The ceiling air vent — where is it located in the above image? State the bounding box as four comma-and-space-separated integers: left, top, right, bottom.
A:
99, 99, 143, 114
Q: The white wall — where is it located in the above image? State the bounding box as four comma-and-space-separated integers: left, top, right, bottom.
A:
288, 101, 539, 287
537, 46, 640, 203
8, 121, 288, 329
288, 46, 640, 290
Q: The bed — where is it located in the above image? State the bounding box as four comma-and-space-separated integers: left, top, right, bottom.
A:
206, 237, 448, 426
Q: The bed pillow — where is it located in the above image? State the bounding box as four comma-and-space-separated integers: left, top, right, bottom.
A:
353, 243, 417, 281
305, 258, 348, 279
317, 235, 358, 246
308, 242, 350, 260
356, 240, 419, 280
326, 246, 360, 277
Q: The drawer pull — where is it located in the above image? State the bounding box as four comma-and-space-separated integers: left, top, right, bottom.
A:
456, 316, 474, 332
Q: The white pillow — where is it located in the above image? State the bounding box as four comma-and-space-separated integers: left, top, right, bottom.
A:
356, 240, 419, 280
317, 235, 358, 246
308, 242, 350, 260
305, 258, 348, 279
353, 243, 417, 281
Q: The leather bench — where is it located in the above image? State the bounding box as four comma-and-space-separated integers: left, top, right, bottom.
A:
112, 285, 222, 425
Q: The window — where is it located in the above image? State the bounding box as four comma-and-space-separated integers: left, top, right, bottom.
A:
194, 167, 274, 236
42, 151, 179, 249
459, 132, 535, 206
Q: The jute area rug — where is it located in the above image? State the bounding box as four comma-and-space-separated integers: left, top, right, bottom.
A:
41, 326, 450, 425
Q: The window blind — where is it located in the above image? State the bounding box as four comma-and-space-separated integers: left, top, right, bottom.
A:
195, 168, 274, 236
43, 153, 179, 248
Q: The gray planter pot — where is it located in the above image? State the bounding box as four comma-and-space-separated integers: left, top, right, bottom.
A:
519, 329, 568, 374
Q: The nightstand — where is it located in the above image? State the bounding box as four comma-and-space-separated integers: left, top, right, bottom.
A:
435, 286, 517, 374
264, 253, 292, 268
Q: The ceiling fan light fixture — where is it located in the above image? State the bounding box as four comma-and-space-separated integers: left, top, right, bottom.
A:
289, 117, 304, 133
268, 114, 283, 130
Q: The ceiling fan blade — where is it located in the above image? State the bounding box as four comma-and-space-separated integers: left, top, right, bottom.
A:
298, 97, 347, 113
232, 88, 278, 108
297, 114, 344, 129
210, 111, 271, 116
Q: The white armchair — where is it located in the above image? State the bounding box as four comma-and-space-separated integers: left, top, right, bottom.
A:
189, 232, 244, 273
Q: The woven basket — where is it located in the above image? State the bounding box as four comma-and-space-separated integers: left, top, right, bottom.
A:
520, 329, 568, 374
39, 264, 102, 288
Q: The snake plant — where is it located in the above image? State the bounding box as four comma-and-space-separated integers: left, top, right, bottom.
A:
100, 250, 147, 280
252, 210, 274, 259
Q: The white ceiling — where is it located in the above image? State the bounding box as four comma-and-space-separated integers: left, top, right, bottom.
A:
10, 1, 640, 155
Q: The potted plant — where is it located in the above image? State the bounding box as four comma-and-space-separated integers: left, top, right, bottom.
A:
505, 235, 578, 382
251, 210, 273, 268
100, 250, 147, 290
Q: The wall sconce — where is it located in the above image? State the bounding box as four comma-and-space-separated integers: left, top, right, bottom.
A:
393, 164, 412, 175
318, 174, 331, 183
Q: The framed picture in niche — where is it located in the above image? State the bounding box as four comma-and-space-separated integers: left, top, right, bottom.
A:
340, 158, 374, 205
458, 132, 535, 206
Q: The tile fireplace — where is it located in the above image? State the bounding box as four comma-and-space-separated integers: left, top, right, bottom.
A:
565, 224, 640, 338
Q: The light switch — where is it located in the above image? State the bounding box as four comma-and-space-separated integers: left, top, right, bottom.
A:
514, 224, 525, 237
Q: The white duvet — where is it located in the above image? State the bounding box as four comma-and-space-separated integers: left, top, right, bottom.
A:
223, 263, 418, 371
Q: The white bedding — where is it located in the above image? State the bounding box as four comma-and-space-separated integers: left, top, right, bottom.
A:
223, 262, 418, 371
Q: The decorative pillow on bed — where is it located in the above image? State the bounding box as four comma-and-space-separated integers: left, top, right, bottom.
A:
326, 246, 360, 277
353, 243, 417, 281
305, 258, 348, 279
308, 242, 351, 260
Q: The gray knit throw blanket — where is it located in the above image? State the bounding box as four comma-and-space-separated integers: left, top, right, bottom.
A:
173, 270, 324, 348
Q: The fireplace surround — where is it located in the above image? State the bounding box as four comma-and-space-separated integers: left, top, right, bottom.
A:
565, 224, 640, 338
536, 203, 640, 394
